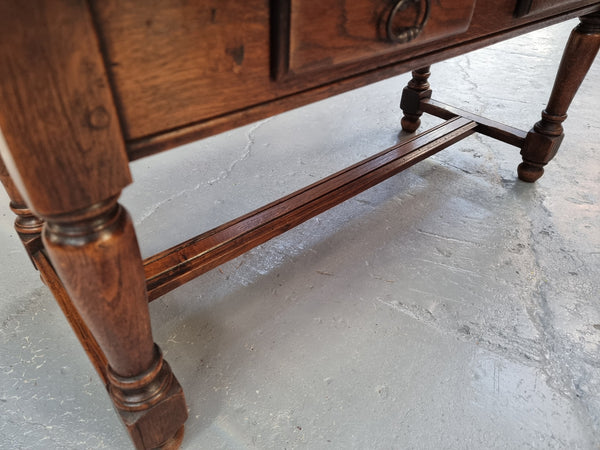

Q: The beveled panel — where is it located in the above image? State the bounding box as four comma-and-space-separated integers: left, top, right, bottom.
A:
284, 0, 477, 76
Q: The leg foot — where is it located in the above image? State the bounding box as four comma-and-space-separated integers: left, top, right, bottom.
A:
517, 161, 544, 183
110, 346, 187, 449
400, 115, 422, 133
519, 13, 600, 181
400, 66, 432, 133
160, 426, 185, 450
43, 198, 187, 448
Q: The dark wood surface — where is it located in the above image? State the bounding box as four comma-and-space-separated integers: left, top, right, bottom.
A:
519, 0, 589, 17
34, 250, 109, 385
89, 0, 600, 157
1, 1, 599, 449
124, 1, 600, 159
90, 0, 272, 140
420, 99, 528, 148
0, 1, 131, 217
0, 2, 187, 449
399, 66, 433, 133
519, 12, 600, 181
283, 0, 476, 75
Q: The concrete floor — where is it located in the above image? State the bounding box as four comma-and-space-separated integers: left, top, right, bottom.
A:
1, 20, 599, 449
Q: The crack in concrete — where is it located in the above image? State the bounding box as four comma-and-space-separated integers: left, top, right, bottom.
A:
135, 118, 273, 225
134, 182, 202, 226
377, 297, 437, 328
378, 292, 545, 369
207, 118, 273, 186
456, 54, 485, 115
414, 228, 491, 249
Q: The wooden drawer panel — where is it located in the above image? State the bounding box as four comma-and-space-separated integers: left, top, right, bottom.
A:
91, 0, 274, 140
92, 0, 596, 146
279, 0, 477, 77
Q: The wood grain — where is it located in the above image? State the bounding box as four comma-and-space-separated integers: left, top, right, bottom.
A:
35, 252, 109, 386
43, 198, 188, 449
527, 0, 588, 16
43, 200, 155, 378
515, 0, 586, 17
286, 0, 475, 75
0, 0, 130, 217
90, 0, 273, 140
420, 99, 528, 147
124, 2, 600, 158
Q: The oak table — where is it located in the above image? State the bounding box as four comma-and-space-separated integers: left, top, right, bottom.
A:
1, 1, 599, 448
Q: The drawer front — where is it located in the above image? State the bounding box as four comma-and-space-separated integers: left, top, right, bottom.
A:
92, 0, 274, 140
276, 0, 477, 77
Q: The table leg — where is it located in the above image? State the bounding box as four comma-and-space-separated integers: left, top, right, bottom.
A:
1, 154, 112, 383
2, 149, 187, 450
518, 12, 600, 182
42, 196, 187, 449
0, 3, 187, 447
400, 66, 432, 133
0, 154, 44, 256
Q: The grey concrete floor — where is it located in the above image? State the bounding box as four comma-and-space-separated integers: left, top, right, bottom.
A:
1, 20, 599, 449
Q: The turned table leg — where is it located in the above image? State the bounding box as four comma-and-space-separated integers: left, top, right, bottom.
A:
42, 197, 187, 449
400, 66, 432, 133
4, 152, 112, 397
519, 12, 600, 182
0, 2, 187, 447
0, 153, 111, 383
0, 153, 44, 256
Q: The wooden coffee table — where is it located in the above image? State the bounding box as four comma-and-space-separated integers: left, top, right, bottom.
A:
1, 1, 599, 448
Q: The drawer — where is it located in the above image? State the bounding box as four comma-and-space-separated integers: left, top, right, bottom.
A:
91, 0, 274, 140
274, 0, 477, 78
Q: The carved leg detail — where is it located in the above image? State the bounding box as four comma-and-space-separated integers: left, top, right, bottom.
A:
0, 154, 112, 382
1, 164, 188, 448
108, 346, 186, 449
519, 13, 600, 182
0, 3, 187, 446
42, 197, 187, 449
0, 157, 44, 252
400, 66, 432, 133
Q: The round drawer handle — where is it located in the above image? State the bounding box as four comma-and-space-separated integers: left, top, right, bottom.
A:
386, 0, 431, 44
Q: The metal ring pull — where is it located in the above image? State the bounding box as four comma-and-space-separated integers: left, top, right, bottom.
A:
386, 0, 431, 44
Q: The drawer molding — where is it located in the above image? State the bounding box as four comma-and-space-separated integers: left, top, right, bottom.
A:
272, 0, 477, 80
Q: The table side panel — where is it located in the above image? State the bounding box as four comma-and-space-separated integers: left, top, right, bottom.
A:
90, 0, 600, 151
91, 0, 274, 140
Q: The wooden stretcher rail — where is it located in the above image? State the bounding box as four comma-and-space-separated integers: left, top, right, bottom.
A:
421, 98, 528, 147
143, 116, 477, 301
